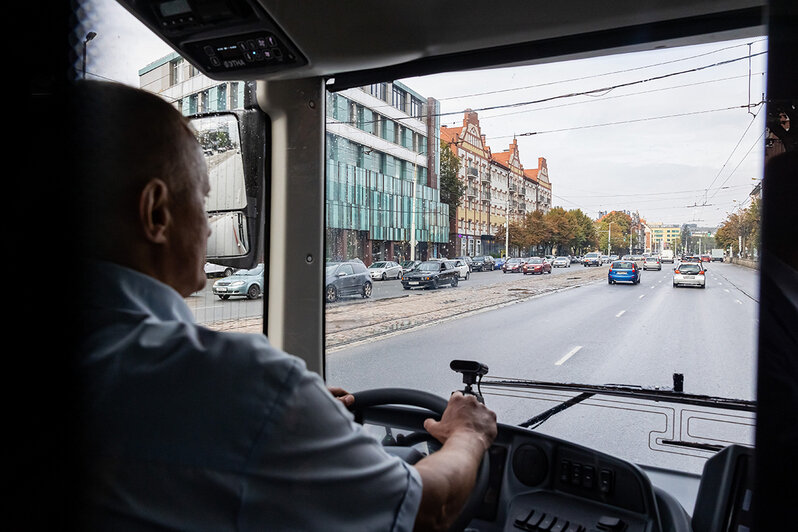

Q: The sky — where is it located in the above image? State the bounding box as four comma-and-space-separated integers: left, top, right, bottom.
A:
81, 0, 768, 228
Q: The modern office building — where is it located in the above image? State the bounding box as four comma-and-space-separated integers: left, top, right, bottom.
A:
139, 52, 248, 114
325, 82, 449, 263
648, 223, 682, 251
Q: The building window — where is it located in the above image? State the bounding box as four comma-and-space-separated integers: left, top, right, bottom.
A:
169, 58, 182, 86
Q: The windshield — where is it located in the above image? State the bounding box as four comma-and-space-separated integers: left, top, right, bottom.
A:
678, 264, 703, 274
417, 262, 442, 271
321, 36, 764, 475
528, 258, 543, 264
88, 1, 764, 477
370, 262, 386, 268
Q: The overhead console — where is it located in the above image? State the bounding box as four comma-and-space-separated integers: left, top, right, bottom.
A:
117, 0, 306, 80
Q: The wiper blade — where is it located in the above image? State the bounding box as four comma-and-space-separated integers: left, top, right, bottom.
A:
481, 376, 756, 425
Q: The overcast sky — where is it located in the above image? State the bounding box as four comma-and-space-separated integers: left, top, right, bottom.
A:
82, 0, 768, 227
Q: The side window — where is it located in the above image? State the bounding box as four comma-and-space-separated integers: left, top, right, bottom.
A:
340, 264, 354, 275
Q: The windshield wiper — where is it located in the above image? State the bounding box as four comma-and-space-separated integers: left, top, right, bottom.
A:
480, 373, 756, 429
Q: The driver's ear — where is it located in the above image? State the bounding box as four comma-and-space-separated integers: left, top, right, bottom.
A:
139, 178, 171, 244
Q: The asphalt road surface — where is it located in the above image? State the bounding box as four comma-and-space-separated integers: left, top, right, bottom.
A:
326, 262, 759, 476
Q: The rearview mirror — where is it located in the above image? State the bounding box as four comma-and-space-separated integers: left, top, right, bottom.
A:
189, 110, 267, 270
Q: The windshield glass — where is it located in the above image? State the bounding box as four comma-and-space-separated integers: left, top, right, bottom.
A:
528, 258, 543, 264
678, 264, 703, 274
370, 262, 386, 268
612, 262, 635, 269
417, 262, 441, 271
323, 36, 764, 475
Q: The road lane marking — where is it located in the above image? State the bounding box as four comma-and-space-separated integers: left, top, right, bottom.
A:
639, 294, 646, 299
555, 346, 583, 366
616, 310, 626, 317
735, 299, 743, 305
724, 289, 730, 293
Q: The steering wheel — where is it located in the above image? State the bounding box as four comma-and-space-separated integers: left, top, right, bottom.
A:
350, 388, 490, 532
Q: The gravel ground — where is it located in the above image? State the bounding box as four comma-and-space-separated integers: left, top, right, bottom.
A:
205, 266, 609, 348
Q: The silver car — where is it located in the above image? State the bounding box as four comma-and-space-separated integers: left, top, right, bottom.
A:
552, 256, 570, 268
643, 257, 662, 271
673, 262, 706, 288
368, 260, 402, 280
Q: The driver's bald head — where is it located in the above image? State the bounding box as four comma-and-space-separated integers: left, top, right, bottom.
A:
70, 80, 205, 260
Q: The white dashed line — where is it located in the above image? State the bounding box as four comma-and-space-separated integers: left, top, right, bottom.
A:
555, 346, 583, 366
724, 289, 730, 293
735, 299, 743, 305
616, 310, 626, 318
639, 294, 646, 299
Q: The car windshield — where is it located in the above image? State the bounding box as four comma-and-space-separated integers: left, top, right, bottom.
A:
678, 264, 703, 274
90, 4, 765, 477
528, 258, 543, 264
370, 262, 386, 268
612, 262, 635, 269
417, 262, 442, 271
556, 257, 568, 260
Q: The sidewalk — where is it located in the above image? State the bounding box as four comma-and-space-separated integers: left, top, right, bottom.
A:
206, 267, 609, 348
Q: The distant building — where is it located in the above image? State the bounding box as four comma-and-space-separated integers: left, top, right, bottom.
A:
648, 223, 681, 251
441, 110, 552, 257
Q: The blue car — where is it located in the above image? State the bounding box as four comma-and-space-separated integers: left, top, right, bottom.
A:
493, 257, 506, 270
608, 260, 640, 285
212, 264, 264, 299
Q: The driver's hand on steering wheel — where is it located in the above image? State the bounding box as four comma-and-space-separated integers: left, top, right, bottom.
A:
423, 392, 497, 452
328, 386, 355, 408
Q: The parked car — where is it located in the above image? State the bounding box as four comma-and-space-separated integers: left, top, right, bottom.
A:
609, 255, 619, 261
701, 254, 711, 263
471, 255, 494, 271
600, 255, 610, 264
673, 261, 707, 288
493, 257, 505, 270
523, 257, 552, 275
205, 262, 236, 278
583, 252, 602, 266
608, 260, 641, 285
399, 260, 421, 279
552, 256, 570, 268
570, 256, 581, 264
401, 260, 459, 290
502, 257, 526, 273
213, 264, 264, 300
643, 256, 662, 270
451, 259, 471, 280
325, 261, 372, 302
544, 255, 555, 264
368, 260, 402, 280
455, 256, 474, 272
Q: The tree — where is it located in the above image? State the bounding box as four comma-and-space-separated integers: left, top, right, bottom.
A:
544, 207, 578, 254
595, 211, 632, 255
439, 140, 464, 217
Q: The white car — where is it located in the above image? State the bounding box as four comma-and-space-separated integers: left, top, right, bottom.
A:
552, 256, 570, 268
368, 261, 402, 280
673, 261, 706, 288
204, 262, 236, 277
450, 259, 470, 280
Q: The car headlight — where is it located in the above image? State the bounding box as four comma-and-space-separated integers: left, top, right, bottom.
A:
230, 281, 245, 287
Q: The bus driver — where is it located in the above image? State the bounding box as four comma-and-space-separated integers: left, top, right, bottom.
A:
71, 80, 496, 532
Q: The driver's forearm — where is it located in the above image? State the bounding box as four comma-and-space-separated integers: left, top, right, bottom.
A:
412, 432, 485, 532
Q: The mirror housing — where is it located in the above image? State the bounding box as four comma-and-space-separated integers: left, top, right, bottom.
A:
189, 109, 268, 271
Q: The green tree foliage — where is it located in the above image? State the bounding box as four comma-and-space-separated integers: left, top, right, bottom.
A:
595, 211, 632, 255
497, 208, 599, 256
715, 198, 761, 257
439, 140, 464, 220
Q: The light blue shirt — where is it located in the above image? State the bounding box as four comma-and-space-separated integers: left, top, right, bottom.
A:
78, 261, 422, 531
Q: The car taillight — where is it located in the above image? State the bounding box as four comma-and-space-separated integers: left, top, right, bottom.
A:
674, 270, 680, 274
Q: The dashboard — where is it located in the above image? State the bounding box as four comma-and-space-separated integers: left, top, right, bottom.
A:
364, 404, 754, 532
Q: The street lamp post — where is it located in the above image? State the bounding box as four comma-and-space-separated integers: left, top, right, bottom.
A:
83, 31, 97, 79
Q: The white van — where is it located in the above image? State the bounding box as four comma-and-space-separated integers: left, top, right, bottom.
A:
661, 249, 675, 263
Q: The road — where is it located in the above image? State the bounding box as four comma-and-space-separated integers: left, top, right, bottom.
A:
324, 262, 759, 475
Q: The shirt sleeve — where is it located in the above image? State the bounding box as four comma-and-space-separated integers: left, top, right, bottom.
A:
238, 369, 423, 532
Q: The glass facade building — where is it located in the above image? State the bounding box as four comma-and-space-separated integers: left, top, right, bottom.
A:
325, 84, 449, 263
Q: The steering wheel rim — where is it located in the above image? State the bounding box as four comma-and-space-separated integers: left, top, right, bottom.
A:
349, 388, 490, 532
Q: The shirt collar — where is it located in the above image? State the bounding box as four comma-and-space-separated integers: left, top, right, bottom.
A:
80, 260, 196, 324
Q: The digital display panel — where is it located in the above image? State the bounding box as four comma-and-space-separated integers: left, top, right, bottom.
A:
158, 0, 192, 17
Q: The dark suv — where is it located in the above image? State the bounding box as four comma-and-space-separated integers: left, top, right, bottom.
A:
401, 260, 459, 290
325, 260, 372, 302
471, 255, 495, 272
